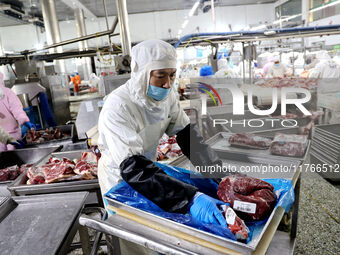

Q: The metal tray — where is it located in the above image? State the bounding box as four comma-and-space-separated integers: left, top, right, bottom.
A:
61, 140, 88, 152
0, 146, 62, 184
312, 131, 340, 148
206, 132, 309, 162
311, 139, 339, 160
314, 124, 340, 140
0, 192, 88, 255
24, 124, 75, 148
7, 150, 100, 199
314, 129, 340, 147
310, 144, 337, 165
105, 195, 281, 255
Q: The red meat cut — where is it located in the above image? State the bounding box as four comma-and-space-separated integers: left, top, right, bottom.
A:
220, 204, 249, 241
0, 165, 20, 181
270, 133, 308, 157
217, 175, 276, 220
25, 151, 99, 185
228, 133, 272, 149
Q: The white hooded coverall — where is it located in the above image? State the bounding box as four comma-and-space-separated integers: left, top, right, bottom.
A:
98, 40, 190, 195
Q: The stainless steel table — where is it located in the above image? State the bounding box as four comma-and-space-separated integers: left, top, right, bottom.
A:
0, 192, 88, 255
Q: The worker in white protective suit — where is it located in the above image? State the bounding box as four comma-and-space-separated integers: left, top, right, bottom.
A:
98, 39, 229, 255
266, 56, 287, 78
215, 58, 239, 78
309, 51, 340, 79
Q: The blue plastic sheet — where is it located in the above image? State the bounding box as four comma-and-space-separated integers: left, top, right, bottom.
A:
104, 163, 295, 243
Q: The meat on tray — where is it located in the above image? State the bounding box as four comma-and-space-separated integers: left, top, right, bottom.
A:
0, 165, 20, 181
220, 204, 249, 241
217, 175, 276, 221
26, 151, 100, 185
157, 134, 182, 161
26, 127, 69, 144
270, 133, 308, 157
255, 77, 318, 89
228, 133, 272, 149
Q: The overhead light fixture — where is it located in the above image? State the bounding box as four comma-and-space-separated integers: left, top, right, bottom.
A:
178, 29, 183, 35
310, 0, 340, 13
181, 20, 189, 29
264, 30, 276, 35
189, 1, 199, 17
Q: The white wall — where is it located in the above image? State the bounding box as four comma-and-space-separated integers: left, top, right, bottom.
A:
306, 14, 340, 47
0, 3, 275, 53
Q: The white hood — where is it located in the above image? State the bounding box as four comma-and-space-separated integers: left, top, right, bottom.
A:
125, 39, 177, 113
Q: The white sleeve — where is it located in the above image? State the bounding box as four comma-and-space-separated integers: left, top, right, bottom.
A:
98, 103, 144, 167
165, 91, 190, 136
0, 126, 15, 144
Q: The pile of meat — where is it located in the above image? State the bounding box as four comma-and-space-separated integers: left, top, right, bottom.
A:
26, 151, 99, 184
218, 175, 276, 221
157, 134, 182, 161
26, 127, 69, 144
255, 77, 318, 89
229, 133, 272, 149
270, 133, 308, 157
0, 164, 30, 181
220, 204, 250, 241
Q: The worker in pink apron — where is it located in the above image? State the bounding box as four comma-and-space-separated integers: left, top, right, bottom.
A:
0, 72, 35, 151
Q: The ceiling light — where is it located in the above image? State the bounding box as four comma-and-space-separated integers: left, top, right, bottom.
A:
178, 29, 183, 35
189, 1, 199, 17
264, 30, 276, 35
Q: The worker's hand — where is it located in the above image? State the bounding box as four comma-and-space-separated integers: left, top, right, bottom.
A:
189, 193, 228, 226
9, 139, 26, 149
24, 122, 36, 130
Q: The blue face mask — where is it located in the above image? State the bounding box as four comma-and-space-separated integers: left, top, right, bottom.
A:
274, 63, 280, 67
147, 84, 171, 101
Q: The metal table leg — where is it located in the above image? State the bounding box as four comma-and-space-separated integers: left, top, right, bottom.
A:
291, 174, 301, 239
79, 225, 91, 255
106, 234, 121, 255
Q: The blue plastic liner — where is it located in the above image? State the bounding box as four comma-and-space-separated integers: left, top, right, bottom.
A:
105, 163, 294, 243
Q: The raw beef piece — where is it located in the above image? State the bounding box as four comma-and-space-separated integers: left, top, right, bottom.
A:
228, 133, 272, 149
75, 151, 98, 177
220, 204, 249, 241
27, 166, 46, 184
25, 127, 69, 145
157, 134, 182, 161
217, 175, 276, 221
90, 145, 101, 162
19, 164, 33, 174
0, 170, 7, 181
43, 159, 75, 183
0, 165, 20, 181
270, 133, 308, 157
8, 165, 19, 180
73, 161, 96, 179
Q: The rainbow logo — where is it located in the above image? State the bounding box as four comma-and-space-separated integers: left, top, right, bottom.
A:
198, 82, 223, 106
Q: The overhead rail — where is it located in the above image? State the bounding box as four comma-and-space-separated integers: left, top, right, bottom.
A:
22, 17, 119, 55
174, 24, 340, 48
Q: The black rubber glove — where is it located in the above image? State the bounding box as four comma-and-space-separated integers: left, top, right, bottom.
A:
176, 123, 228, 180
120, 155, 198, 214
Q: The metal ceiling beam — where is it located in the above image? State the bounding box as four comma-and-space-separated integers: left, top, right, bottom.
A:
60, 0, 97, 19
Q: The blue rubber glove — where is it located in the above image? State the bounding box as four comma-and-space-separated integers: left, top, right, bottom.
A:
189, 192, 228, 226
24, 122, 36, 130
9, 140, 26, 149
